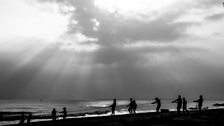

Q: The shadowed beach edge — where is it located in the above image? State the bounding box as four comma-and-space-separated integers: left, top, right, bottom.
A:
7, 109, 224, 126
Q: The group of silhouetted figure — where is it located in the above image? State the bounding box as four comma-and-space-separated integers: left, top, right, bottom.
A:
171, 95, 203, 114
19, 113, 32, 125
127, 98, 137, 114
18, 95, 204, 124
19, 107, 67, 125
109, 98, 137, 116
109, 95, 203, 116
51, 107, 67, 121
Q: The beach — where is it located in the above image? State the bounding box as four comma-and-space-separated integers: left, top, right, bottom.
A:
7, 109, 224, 126
1, 99, 224, 125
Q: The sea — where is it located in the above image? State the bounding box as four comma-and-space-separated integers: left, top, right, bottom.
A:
0, 99, 224, 125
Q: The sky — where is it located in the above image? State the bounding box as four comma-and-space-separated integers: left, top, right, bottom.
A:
0, 0, 224, 100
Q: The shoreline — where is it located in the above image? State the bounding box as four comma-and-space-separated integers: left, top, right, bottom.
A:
6, 108, 224, 126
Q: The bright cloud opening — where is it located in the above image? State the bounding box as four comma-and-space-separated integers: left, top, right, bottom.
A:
94, 0, 178, 17
59, 33, 100, 52
0, 0, 71, 42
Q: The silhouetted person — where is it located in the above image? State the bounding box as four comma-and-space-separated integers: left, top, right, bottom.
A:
172, 95, 182, 114
27, 113, 32, 124
19, 113, 25, 125
194, 95, 203, 111
61, 107, 67, 119
51, 108, 57, 121
151, 97, 161, 113
109, 99, 116, 116
132, 100, 137, 114
182, 97, 188, 113
127, 98, 133, 114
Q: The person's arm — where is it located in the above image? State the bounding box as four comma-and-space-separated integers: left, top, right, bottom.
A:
151, 101, 156, 104
172, 99, 177, 103
193, 99, 199, 102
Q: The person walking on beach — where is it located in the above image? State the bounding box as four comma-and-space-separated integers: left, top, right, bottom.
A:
127, 98, 133, 114
51, 108, 57, 121
61, 107, 67, 119
194, 95, 203, 112
151, 97, 161, 113
109, 99, 116, 116
172, 95, 182, 114
182, 97, 188, 113
27, 113, 32, 124
132, 100, 137, 114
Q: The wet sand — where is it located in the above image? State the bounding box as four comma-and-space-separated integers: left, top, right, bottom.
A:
9, 109, 224, 126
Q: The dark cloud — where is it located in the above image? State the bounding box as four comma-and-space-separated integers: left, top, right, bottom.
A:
92, 45, 204, 66
38, 0, 194, 46
96, 18, 191, 45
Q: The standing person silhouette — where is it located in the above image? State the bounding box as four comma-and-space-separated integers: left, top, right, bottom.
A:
109, 99, 116, 116
182, 97, 188, 113
51, 108, 57, 121
151, 97, 161, 113
194, 95, 203, 112
132, 100, 137, 114
172, 95, 182, 114
61, 107, 67, 119
127, 98, 133, 114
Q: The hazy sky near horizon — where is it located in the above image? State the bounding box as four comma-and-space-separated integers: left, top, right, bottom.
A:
0, 0, 224, 100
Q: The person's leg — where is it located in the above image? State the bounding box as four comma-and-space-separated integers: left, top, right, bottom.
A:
112, 109, 115, 115
177, 108, 180, 114
156, 107, 159, 113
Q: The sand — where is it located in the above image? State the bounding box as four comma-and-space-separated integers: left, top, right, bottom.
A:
8, 109, 224, 126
